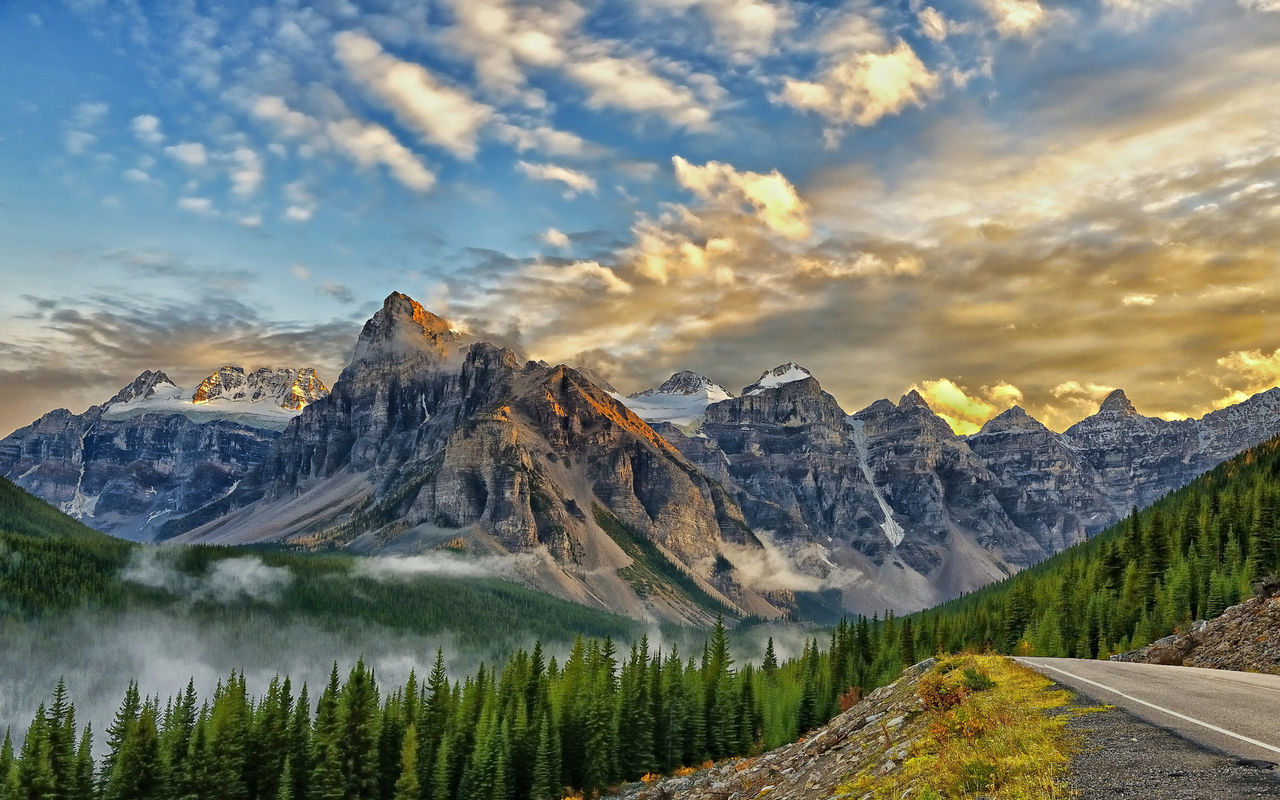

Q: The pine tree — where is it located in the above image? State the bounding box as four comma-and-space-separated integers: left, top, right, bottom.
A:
311, 664, 345, 800
17, 705, 56, 800
761, 638, 778, 677
73, 725, 94, 800
0, 728, 15, 800
899, 618, 916, 666
101, 681, 141, 788
393, 723, 420, 800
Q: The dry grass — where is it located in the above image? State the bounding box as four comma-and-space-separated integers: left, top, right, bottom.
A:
840, 655, 1079, 800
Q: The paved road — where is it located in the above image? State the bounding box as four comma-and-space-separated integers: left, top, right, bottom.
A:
1018, 657, 1280, 766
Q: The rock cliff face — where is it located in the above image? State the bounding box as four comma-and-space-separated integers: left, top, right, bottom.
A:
0, 365, 328, 539
166, 293, 781, 625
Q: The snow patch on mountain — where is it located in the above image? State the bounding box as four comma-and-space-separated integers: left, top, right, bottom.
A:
612, 371, 734, 426
847, 418, 906, 548
743, 363, 813, 396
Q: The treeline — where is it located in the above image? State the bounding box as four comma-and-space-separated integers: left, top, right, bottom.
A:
0, 478, 633, 647
0, 616, 922, 800
908, 435, 1280, 658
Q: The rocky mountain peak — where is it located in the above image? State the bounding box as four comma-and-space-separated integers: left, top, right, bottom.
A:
105, 370, 180, 407
281, 367, 330, 411
1097, 388, 1138, 417
743, 362, 813, 396
192, 366, 329, 410
977, 405, 1048, 435
350, 291, 464, 365
898, 389, 930, 410
633, 370, 731, 399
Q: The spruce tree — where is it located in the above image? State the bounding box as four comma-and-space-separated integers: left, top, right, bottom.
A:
392, 723, 419, 800
311, 664, 345, 800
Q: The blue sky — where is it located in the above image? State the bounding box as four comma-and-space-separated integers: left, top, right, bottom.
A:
2, 0, 1280, 436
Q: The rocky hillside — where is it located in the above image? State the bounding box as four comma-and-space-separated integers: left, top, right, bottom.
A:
1115, 577, 1280, 673
605, 655, 1075, 800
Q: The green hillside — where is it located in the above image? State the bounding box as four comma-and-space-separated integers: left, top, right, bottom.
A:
0, 478, 634, 646
908, 435, 1280, 658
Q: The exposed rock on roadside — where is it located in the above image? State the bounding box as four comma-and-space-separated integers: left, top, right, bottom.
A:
1114, 577, 1280, 673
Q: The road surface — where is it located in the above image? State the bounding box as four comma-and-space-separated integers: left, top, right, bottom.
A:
1018, 657, 1280, 766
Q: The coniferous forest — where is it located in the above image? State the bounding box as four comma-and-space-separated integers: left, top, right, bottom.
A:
0, 615, 910, 800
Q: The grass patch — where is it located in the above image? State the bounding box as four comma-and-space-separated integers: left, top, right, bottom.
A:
841, 655, 1078, 800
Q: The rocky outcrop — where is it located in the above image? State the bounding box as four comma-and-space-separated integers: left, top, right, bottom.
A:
191, 366, 329, 410
1114, 577, 1280, 673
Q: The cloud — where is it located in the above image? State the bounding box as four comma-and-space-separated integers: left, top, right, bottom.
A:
333, 31, 494, 159
123, 168, 152, 184
565, 51, 717, 131
226, 148, 263, 196
645, 0, 793, 59
672, 156, 810, 240
910, 378, 1023, 434
177, 196, 217, 217
1209, 348, 1280, 408
291, 263, 312, 280
353, 553, 538, 582
978, 0, 1049, 37
541, 228, 571, 248
324, 118, 436, 192
283, 180, 316, 222
319, 281, 356, 304
440, 0, 577, 101
1121, 293, 1156, 306
778, 40, 939, 129
165, 142, 208, 166
122, 550, 293, 604
251, 96, 435, 193
494, 122, 592, 158
64, 131, 96, 155
130, 114, 164, 144
526, 260, 633, 295
70, 102, 109, 128
0, 287, 357, 438
917, 6, 950, 41
516, 161, 597, 196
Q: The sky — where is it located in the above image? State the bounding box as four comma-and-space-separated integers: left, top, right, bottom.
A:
1, 0, 1279, 438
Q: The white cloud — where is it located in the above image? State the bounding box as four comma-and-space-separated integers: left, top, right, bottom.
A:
177, 196, 216, 216
1238, 0, 1280, 11
647, 0, 793, 59
778, 40, 939, 129
541, 228, 571, 248
165, 142, 208, 166
917, 6, 949, 41
516, 160, 597, 196
123, 168, 151, 183
673, 156, 811, 240
284, 181, 316, 222
252, 96, 436, 193
237, 214, 262, 229
290, 263, 311, 280
1122, 293, 1156, 306
70, 101, 109, 128
64, 131, 96, 155
228, 148, 263, 197
979, 0, 1048, 37
324, 118, 436, 192
566, 52, 717, 131
333, 31, 494, 159
441, 0, 577, 101
527, 260, 633, 295
131, 114, 164, 145
494, 122, 592, 157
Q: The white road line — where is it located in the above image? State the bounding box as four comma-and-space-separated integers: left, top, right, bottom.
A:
1017, 659, 1280, 757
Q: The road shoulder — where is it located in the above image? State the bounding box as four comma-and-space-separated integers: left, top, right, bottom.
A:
1053, 682, 1280, 799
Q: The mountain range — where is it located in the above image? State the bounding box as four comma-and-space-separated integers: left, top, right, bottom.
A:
5, 291, 1279, 622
